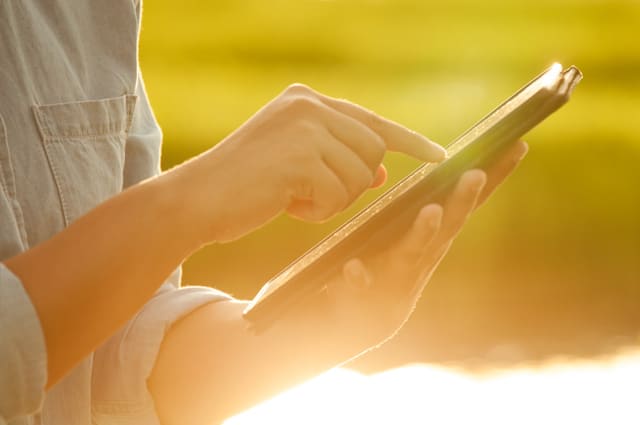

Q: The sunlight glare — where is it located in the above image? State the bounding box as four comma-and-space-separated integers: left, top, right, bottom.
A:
225, 350, 640, 424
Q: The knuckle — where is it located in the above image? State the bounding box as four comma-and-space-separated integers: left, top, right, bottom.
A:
356, 169, 374, 194
370, 138, 386, 163
280, 150, 318, 191
288, 143, 319, 173
370, 131, 385, 151
360, 128, 385, 167
373, 131, 386, 151
294, 175, 315, 200
281, 94, 319, 116
290, 118, 319, 138
342, 167, 372, 201
331, 185, 350, 211
321, 185, 349, 219
283, 83, 316, 97
364, 111, 385, 131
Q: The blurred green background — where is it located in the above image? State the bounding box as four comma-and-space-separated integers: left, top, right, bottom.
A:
139, 0, 640, 370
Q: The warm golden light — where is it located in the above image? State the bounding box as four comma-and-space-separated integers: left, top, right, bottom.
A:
225, 350, 640, 424
137, 2, 640, 423
541, 62, 563, 88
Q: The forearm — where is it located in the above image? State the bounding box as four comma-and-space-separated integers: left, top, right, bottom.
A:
4, 171, 201, 388
146, 153, 524, 425
148, 298, 363, 425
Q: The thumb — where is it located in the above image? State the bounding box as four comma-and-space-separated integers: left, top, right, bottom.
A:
342, 258, 372, 291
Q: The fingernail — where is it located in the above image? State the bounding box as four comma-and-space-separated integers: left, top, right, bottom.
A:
420, 204, 442, 230
429, 141, 448, 162
464, 170, 485, 192
344, 259, 371, 289
416, 133, 447, 162
429, 208, 442, 229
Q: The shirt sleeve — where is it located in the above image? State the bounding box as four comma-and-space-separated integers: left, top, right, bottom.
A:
90, 284, 231, 425
0, 263, 47, 422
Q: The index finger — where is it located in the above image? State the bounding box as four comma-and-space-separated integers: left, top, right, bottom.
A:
315, 93, 447, 163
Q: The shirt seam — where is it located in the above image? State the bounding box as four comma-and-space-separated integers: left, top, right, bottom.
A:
0, 113, 30, 247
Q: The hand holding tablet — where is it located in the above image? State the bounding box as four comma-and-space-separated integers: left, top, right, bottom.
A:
244, 64, 582, 330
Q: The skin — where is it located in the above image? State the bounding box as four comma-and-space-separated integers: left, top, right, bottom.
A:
4, 83, 527, 423
148, 141, 528, 425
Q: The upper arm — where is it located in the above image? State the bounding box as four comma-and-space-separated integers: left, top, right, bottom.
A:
91, 285, 230, 423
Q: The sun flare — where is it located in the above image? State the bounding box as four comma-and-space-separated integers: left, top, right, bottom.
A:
225, 350, 640, 424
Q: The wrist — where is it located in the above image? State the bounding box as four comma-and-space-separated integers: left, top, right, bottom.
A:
146, 167, 212, 252
158, 150, 236, 247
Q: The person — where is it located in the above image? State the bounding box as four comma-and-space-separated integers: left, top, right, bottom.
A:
0, 1, 528, 424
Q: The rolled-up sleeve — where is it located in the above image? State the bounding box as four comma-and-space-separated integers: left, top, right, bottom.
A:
0, 263, 47, 422
91, 284, 231, 425
90, 63, 229, 423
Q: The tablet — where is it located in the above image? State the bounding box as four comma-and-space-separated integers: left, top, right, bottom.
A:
243, 63, 582, 328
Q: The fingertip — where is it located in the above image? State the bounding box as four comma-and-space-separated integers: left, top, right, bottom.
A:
418, 204, 443, 229
421, 138, 447, 162
430, 142, 448, 162
370, 164, 388, 188
343, 258, 371, 289
386, 126, 446, 163
343, 258, 357, 275
462, 169, 487, 190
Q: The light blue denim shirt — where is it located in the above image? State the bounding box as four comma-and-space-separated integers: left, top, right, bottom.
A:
0, 2, 228, 424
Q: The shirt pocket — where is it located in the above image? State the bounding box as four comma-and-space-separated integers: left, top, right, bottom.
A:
33, 95, 137, 226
